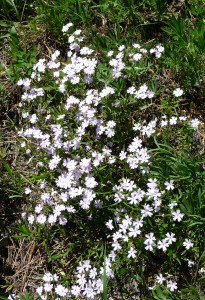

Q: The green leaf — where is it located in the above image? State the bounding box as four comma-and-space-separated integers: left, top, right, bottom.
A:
120, 268, 127, 275
10, 25, 19, 44
1, 156, 15, 182
140, 103, 153, 110
9, 222, 32, 238
9, 194, 23, 198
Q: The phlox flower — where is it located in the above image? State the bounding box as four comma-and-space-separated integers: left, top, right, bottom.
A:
36, 214, 46, 224
191, 118, 200, 129
109, 251, 116, 262
127, 246, 136, 259
107, 50, 113, 57
25, 187, 31, 194
187, 259, 194, 267
30, 114, 38, 124
157, 239, 169, 251
144, 232, 156, 251
165, 180, 174, 190
43, 272, 53, 282
133, 43, 141, 49
168, 202, 177, 209
106, 219, 114, 230
128, 226, 141, 237
167, 280, 177, 292
35, 204, 43, 214
156, 273, 165, 284
141, 204, 153, 217
133, 53, 142, 61
28, 214, 34, 224
71, 285, 81, 296
179, 116, 187, 121
169, 116, 177, 125
183, 238, 194, 250
44, 283, 53, 292
172, 209, 184, 222
173, 88, 183, 97
48, 214, 57, 226
62, 22, 73, 32
112, 241, 122, 251
55, 284, 69, 297
85, 175, 98, 188
165, 232, 176, 245
36, 286, 43, 296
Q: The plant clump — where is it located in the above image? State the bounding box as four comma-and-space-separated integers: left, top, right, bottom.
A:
7, 22, 205, 300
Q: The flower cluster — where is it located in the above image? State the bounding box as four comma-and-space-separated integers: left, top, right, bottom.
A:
14, 22, 204, 299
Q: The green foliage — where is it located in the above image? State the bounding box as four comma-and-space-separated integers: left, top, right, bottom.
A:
150, 133, 205, 244
0, 0, 34, 22
162, 14, 205, 87
0, 156, 23, 197
2, 25, 37, 82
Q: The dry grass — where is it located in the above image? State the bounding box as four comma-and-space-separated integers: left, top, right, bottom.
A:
6, 237, 47, 295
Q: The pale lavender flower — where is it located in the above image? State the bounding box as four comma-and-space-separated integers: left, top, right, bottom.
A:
167, 280, 177, 292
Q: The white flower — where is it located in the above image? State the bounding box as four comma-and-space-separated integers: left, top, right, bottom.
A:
43, 272, 53, 282
74, 29, 82, 35
106, 220, 114, 230
118, 45, 125, 51
127, 246, 136, 258
156, 273, 165, 284
68, 35, 75, 43
133, 53, 142, 61
55, 284, 69, 297
167, 280, 177, 292
169, 116, 177, 125
157, 239, 169, 251
133, 43, 141, 49
36, 286, 43, 295
191, 118, 200, 129
165, 180, 174, 190
165, 232, 176, 245
62, 23, 73, 32
44, 283, 53, 292
179, 116, 187, 121
107, 50, 114, 57
28, 214, 34, 224
172, 209, 184, 222
8, 295, 16, 300
187, 259, 194, 267
36, 214, 46, 224
25, 187, 31, 194
183, 238, 194, 250
168, 202, 177, 209
173, 88, 183, 97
